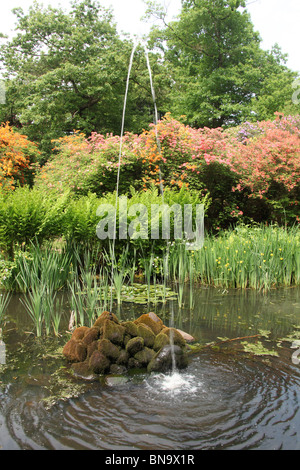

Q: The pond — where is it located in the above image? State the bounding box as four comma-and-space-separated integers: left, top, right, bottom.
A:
0, 286, 300, 450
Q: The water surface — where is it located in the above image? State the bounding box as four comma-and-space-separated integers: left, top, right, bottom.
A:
0, 286, 299, 450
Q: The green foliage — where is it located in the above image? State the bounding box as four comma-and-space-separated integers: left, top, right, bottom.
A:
0, 1, 169, 158
147, 0, 298, 127
0, 186, 68, 256
0, 184, 208, 262
34, 131, 144, 195
190, 224, 300, 290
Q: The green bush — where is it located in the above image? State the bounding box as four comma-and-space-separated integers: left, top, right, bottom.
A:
0, 186, 69, 257
0, 186, 209, 260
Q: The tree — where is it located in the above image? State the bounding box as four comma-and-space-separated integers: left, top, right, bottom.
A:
0, 0, 169, 158
146, 0, 298, 128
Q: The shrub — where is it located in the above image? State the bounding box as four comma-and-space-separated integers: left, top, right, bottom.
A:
35, 130, 143, 195
34, 113, 300, 227
0, 122, 40, 189
0, 186, 68, 256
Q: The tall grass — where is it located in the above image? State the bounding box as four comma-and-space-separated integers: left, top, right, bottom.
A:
1, 223, 299, 335
68, 246, 110, 327
0, 292, 11, 326
14, 243, 73, 336
190, 224, 300, 291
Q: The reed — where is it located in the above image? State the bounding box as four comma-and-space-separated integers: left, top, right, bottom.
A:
20, 284, 45, 337
0, 292, 11, 325
191, 224, 300, 290
13, 242, 72, 293
68, 246, 108, 326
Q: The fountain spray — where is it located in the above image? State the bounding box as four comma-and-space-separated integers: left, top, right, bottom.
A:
109, 40, 178, 376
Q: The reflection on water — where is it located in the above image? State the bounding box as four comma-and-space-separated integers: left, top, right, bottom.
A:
0, 287, 300, 450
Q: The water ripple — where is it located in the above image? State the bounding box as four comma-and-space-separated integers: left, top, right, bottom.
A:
1, 350, 300, 450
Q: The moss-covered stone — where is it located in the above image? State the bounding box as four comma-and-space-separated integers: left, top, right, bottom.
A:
87, 340, 98, 358
98, 338, 120, 362
153, 332, 170, 351
161, 327, 186, 348
147, 345, 189, 373
123, 334, 131, 347
82, 327, 100, 345
134, 313, 164, 335
71, 326, 90, 341
122, 321, 138, 337
94, 311, 119, 328
126, 336, 144, 356
116, 349, 130, 366
134, 347, 155, 366
109, 364, 127, 375
89, 350, 110, 374
63, 339, 87, 362
63, 311, 193, 376
137, 323, 156, 348
102, 319, 125, 345
71, 362, 96, 381
128, 357, 142, 369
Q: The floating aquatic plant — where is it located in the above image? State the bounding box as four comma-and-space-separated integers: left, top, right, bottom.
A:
241, 340, 279, 357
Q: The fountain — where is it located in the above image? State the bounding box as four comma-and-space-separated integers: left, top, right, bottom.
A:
106, 41, 197, 390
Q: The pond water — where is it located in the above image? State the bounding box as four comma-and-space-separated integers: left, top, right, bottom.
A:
0, 286, 300, 450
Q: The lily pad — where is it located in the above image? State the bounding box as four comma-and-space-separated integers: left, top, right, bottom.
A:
241, 340, 279, 357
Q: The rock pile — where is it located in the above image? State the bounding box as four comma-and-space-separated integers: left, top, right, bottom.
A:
63, 311, 193, 376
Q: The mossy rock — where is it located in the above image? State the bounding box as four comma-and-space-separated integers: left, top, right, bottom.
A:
82, 327, 100, 345
153, 332, 170, 352
116, 349, 130, 366
98, 338, 121, 362
122, 321, 138, 337
137, 323, 156, 348
94, 311, 120, 328
63, 312, 193, 376
71, 326, 90, 341
126, 336, 144, 356
134, 347, 155, 367
109, 364, 128, 375
87, 340, 98, 358
89, 350, 110, 374
161, 327, 186, 348
102, 319, 125, 345
134, 313, 164, 336
71, 362, 96, 381
123, 334, 131, 347
63, 339, 87, 363
147, 345, 189, 373
128, 357, 143, 369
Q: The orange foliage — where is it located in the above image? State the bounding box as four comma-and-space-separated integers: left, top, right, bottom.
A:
0, 122, 40, 190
